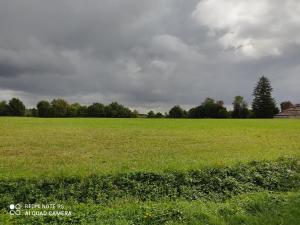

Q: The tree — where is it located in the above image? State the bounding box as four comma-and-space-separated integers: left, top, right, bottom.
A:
202, 98, 217, 117
105, 102, 132, 118
188, 106, 202, 118
25, 108, 38, 117
67, 103, 81, 117
169, 105, 185, 118
37, 101, 52, 117
252, 76, 278, 118
0, 101, 10, 116
77, 105, 88, 117
87, 103, 105, 117
280, 101, 294, 111
147, 111, 155, 118
30, 108, 38, 117
147, 111, 164, 118
217, 108, 229, 118
232, 96, 250, 118
51, 99, 69, 117
188, 98, 228, 118
131, 110, 139, 118
155, 112, 164, 118
8, 98, 25, 116
202, 98, 228, 118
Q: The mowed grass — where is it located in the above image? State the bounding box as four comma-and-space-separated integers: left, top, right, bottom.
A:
0, 117, 299, 178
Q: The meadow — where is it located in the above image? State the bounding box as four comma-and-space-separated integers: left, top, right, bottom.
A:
0, 117, 300, 178
0, 117, 299, 224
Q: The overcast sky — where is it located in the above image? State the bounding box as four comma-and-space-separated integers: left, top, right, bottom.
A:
0, 0, 299, 112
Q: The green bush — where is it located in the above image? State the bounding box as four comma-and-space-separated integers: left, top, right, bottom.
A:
0, 158, 299, 208
0, 158, 299, 224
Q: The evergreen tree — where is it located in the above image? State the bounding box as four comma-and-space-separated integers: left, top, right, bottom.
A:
252, 76, 277, 118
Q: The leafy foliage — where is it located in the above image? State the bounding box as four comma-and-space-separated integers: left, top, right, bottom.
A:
35, 99, 137, 118
37, 101, 52, 117
0, 158, 299, 225
232, 96, 250, 118
0, 101, 10, 116
147, 111, 164, 118
8, 98, 25, 116
169, 106, 187, 118
188, 98, 229, 118
87, 103, 105, 117
0, 158, 298, 207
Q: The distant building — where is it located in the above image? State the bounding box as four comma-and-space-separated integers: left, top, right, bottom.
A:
275, 104, 300, 118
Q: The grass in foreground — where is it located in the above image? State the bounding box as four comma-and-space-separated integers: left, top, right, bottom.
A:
0, 158, 299, 224
0, 118, 300, 178
1, 191, 300, 224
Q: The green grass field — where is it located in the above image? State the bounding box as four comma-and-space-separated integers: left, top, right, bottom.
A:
0, 118, 299, 224
0, 117, 299, 178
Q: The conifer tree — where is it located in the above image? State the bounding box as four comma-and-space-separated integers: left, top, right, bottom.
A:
252, 76, 278, 118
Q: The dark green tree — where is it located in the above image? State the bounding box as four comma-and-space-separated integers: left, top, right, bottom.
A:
51, 99, 69, 117
202, 98, 219, 118
105, 102, 132, 118
252, 76, 278, 118
87, 103, 105, 117
0, 101, 10, 116
169, 105, 185, 118
30, 108, 38, 117
217, 107, 229, 118
232, 96, 250, 118
67, 103, 84, 117
188, 98, 228, 118
8, 98, 25, 116
37, 101, 52, 117
155, 112, 164, 118
188, 106, 202, 118
131, 110, 139, 118
147, 110, 155, 118
25, 108, 38, 117
77, 105, 88, 117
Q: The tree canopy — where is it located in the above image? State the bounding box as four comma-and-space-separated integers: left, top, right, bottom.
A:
232, 96, 250, 118
169, 105, 186, 118
8, 98, 25, 116
188, 98, 229, 118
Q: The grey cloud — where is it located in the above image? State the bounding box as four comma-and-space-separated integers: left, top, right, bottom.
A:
0, 46, 74, 77
0, 0, 299, 111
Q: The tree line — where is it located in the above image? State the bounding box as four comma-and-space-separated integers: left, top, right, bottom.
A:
0, 99, 138, 118
0, 76, 293, 119
163, 76, 279, 119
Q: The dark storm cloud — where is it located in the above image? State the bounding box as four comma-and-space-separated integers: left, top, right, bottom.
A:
0, 47, 74, 77
0, 0, 299, 111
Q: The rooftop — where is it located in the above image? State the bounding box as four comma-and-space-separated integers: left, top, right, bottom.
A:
276, 104, 300, 117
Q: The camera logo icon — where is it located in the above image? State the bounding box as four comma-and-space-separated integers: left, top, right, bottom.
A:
9, 204, 21, 216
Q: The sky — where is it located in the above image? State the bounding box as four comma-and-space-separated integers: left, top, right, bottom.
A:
0, 0, 300, 112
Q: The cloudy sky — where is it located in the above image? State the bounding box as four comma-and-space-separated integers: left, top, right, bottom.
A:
0, 0, 299, 112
